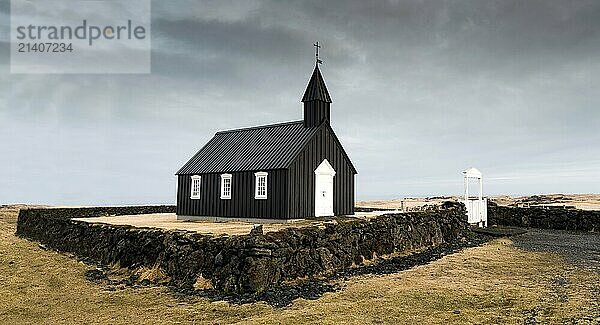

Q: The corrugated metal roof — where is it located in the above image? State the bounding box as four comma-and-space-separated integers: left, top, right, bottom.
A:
176, 121, 320, 175
302, 65, 332, 103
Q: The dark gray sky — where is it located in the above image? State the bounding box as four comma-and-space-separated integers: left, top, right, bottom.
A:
1, 0, 599, 205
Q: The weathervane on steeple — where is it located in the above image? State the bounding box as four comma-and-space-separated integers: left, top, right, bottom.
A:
314, 41, 323, 65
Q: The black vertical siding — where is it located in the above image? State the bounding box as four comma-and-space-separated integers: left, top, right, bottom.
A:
287, 126, 356, 218
303, 101, 330, 128
176, 124, 356, 220
177, 170, 288, 219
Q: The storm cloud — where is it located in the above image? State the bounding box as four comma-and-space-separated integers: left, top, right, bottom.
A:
0, 0, 598, 205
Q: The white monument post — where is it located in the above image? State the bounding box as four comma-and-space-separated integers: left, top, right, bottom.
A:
463, 168, 487, 227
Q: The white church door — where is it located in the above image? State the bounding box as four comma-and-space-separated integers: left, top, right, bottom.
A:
314, 159, 336, 217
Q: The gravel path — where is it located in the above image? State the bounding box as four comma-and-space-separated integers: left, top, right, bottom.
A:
512, 228, 600, 273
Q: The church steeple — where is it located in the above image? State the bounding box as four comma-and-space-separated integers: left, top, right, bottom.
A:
302, 43, 332, 128
302, 64, 332, 103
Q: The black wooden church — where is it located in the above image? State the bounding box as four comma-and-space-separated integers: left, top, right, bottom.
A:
176, 54, 357, 221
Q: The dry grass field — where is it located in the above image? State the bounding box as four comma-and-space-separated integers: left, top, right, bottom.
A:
492, 194, 600, 210
357, 194, 600, 211
1, 205, 599, 324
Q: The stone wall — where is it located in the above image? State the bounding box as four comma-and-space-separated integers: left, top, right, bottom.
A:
354, 207, 393, 212
488, 205, 600, 231
16, 205, 469, 294
17, 205, 176, 220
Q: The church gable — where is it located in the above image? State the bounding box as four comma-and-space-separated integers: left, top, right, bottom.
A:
291, 123, 357, 175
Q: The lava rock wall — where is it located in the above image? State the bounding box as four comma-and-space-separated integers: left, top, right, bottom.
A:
488, 205, 600, 231
17, 205, 176, 220
16, 205, 469, 294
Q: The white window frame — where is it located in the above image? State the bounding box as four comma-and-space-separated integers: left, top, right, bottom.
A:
220, 174, 232, 200
190, 175, 201, 199
254, 172, 268, 199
